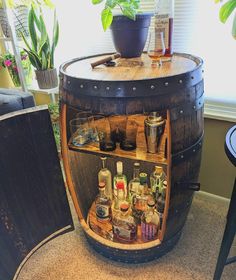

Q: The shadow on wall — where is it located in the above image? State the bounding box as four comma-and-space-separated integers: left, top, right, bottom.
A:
199, 118, 235, 198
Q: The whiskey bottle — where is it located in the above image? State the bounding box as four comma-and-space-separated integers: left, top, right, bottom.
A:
150, 166, 166, 201
141, 199, 160, 241
155, 0, 174, 57
132, 173, 151, 224
128, 162, 140, 202
98, 157, 112, 200
95, 182, 112, 223
113, 161, 127, 199
112, 202, 137, 243
114, 181, 126, 210
157, 181, 167, 229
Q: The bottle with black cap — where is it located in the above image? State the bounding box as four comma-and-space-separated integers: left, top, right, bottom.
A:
157, 180, 167, 229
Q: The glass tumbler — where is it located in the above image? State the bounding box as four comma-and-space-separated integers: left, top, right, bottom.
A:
76, 111, 97, 142
120, 120, 138, 151
147, 31, 166, 67
70, 117, 91, 146
108, 115, 128, 143
94, 115, 116, 151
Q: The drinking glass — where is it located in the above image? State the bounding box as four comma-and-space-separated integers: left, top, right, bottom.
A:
108, 115, 128, 143
120, 120, 138, 151
76, 111, 97, 142
94, 115, 116, 151
70, 117, 91, 146
147, 31, 166, 67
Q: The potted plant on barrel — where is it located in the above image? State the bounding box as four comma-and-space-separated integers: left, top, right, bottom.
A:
92, 0, 153, 58
21, 5, 59, 89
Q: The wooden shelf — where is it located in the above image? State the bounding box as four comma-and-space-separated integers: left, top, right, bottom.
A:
68, 115, 168, 165
88, 202, 161, 245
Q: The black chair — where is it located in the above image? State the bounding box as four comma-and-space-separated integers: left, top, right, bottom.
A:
213, 125, 236, 280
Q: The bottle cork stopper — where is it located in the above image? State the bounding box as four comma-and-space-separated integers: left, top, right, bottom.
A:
120, 203, 129, 212
155, 166, 163, 173
98, 182, 106, 189
117, 161, 123, 174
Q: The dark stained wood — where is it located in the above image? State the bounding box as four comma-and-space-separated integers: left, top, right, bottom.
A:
0, 106, 74, 280
60, 52, 204, 262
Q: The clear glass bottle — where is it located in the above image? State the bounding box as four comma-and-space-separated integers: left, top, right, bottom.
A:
112, 202, 137, 243
95, 182, 112, 223
157, 181, 167, 229
155, 0, 174, 57
98, 157, 112, 200
128, 162, 140, 202
141, 199, 160, 241
114, 181, 125, 210
132, 173, 151, 224
150, 166, 166, 202
113, 161, 127, 199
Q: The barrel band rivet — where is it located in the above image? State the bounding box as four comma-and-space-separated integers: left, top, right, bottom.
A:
179, 80, 183, 84
133, 87, 136, 91
106, 87, 110, 90
67, 80, 71, 84
94, 85, 98, 89
180, 110, 184, 114
80, 84, 84, 88
165, 82, 169, 86
151, 85, 155, 89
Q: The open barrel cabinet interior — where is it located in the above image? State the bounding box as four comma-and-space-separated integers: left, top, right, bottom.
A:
60, 53, 204, 263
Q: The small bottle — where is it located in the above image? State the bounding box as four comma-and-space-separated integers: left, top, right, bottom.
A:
128, 162, 140, 202
98, 157, 112, 200
141, 199, 160, 241
157, 181, 167, 229
155, 0, 174, 57
114, 181, 125, 210
132, 173, 151, 224
113, 161, 127, 198
95, 182, 112, 223
150, 166, 166, 201
112, 202, 137, 243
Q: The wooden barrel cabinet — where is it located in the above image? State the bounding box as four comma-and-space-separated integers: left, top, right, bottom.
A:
59, 53, 204, 263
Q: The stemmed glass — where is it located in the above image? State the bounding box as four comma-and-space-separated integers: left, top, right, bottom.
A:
147, 31, 166, 67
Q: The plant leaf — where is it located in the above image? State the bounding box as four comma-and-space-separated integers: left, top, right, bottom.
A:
105, 0, 116, 9
23, 48, 42, 69
101, 7, 113, 31
232, 12, 236, 39
122, 6, 136, 20
219, 0, 236, 23
28, 7, 38, 52
92, 0, 104, 4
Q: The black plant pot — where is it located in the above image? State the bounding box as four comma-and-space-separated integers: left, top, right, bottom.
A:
110, 13, 153, 58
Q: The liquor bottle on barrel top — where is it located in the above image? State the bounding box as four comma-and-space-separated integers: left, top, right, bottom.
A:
128, 162, 140, 202
95, 182, 112, 223
98, 157, 112, 200
114, 181, 126, 210
150, 165, 166, 202
141, 198, 160, 241
113, 161, 127, 198
157, 180, 167, 229
132, 173, 152, 224
112, 202, 137, 243
155, 0, 174, 57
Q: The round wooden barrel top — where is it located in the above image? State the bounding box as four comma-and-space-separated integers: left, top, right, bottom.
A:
61, 53, 202, 81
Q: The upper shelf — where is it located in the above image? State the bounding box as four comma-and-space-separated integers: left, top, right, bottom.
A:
68, 115, 168, 165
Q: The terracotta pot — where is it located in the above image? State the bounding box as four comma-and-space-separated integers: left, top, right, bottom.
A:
35, 68, 58, 89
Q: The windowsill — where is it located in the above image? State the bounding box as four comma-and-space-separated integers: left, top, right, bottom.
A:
204, 96, 236, 123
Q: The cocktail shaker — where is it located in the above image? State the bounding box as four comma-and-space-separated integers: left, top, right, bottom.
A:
144, 112, 166, 154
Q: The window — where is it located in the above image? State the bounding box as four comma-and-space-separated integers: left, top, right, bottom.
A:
52, 0, 236, 108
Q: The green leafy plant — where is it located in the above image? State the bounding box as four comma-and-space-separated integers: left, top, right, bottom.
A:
0, 51, 32, 86
21, 5, 59, 70
92, 0, 141, 31
48, 102, 60, 151
0, 0, 54, 9
215, 0, 236, 38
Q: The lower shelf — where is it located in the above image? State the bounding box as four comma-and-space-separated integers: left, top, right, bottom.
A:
88, 202, 161, 246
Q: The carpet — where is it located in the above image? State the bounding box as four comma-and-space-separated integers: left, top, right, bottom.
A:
17, 192, 236, 280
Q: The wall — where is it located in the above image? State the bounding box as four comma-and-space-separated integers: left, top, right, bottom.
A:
199, 118, 235, 198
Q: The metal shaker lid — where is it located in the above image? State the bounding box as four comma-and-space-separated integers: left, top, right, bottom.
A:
145, 112, 165, 125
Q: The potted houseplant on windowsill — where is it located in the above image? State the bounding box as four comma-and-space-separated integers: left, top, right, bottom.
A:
0, 0, 54, 38
92, 0, 153, 58
21, 5, 59, 89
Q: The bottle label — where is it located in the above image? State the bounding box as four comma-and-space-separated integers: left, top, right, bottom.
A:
141, 222, 158, 240
96, 204, 110, 220
113, 225, 131, 240
155, 14, 169, 48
